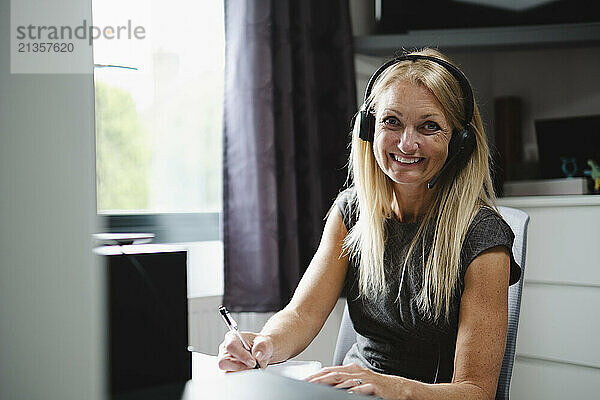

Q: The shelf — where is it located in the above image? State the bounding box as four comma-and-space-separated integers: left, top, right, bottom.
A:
93, 243, 188, 256
353, 22, 600, 56
497, 195, 600, 208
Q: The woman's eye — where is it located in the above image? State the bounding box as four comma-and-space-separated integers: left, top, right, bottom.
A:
422, 121, 441, 132
383, 116, 400, 127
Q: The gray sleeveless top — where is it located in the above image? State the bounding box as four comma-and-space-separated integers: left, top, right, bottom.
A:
336, 187, 520, 383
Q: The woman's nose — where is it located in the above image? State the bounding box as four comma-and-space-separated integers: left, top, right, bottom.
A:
398, 128, 419, 154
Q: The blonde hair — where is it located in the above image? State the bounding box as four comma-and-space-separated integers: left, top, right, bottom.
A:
343, 48, 497, 322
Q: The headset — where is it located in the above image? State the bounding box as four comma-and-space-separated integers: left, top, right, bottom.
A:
357, 54, 477, 189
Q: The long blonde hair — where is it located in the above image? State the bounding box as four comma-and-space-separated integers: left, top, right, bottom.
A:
343, 48, 497, 322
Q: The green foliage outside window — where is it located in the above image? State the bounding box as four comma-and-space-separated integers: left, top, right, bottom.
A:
95, 80, 151, 211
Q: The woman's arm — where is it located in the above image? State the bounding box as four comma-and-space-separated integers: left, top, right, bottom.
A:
409, 245, 511, 399
306, 246, 510, 400
217, 207, 349, 370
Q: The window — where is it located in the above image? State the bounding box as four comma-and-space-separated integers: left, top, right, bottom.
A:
92, 0, 224, 243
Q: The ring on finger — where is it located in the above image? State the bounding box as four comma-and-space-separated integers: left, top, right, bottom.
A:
353, 378, 362, 386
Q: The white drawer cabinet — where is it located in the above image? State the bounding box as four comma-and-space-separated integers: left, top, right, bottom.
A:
497, 196, 600, 400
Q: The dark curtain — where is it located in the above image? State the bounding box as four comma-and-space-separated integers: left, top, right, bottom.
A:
222, 0, 357, 312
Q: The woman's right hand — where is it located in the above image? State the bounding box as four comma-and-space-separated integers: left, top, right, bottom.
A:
217, 331, 274, 371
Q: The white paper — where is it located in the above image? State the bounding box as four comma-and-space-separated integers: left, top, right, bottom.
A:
191, 352, 322, 381
264, 360, 322, 380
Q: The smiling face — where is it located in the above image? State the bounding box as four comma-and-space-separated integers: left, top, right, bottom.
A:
372, 79, 452, 195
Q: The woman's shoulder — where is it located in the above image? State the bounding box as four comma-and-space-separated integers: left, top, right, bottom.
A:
334, 187, 358, 230
468, 206, 514, 240
462, 205, 521, 285
336, 186, 357, 203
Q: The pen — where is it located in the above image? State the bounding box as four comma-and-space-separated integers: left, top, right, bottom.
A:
219, 305, 261, 369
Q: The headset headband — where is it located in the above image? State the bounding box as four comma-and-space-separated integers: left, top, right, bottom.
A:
362, 54, 474, 127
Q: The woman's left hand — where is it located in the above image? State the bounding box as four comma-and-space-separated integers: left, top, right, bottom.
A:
304, 363, 410, 399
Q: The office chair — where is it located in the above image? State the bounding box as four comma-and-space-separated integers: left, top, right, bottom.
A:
332, 206, 530, 400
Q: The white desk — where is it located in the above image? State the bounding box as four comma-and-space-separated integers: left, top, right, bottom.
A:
183, 352, 375, 400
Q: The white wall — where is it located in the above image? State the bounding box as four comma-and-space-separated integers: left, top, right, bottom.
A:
184, 241, 224, 298
0, 0, 104, 399
189, 296, 346, 367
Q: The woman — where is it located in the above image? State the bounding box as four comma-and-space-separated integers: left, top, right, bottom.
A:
217, 48, 520, 400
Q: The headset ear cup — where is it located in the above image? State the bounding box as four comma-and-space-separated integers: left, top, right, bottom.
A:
428, 126, 476, 189
448, 130, 461, 156
460, 126, 477, 163
452, 126, 476, 168
358, 110, 375, 142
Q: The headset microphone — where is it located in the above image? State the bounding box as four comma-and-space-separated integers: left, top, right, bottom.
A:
427, 161, 452, 190
427, 145, 466, 189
